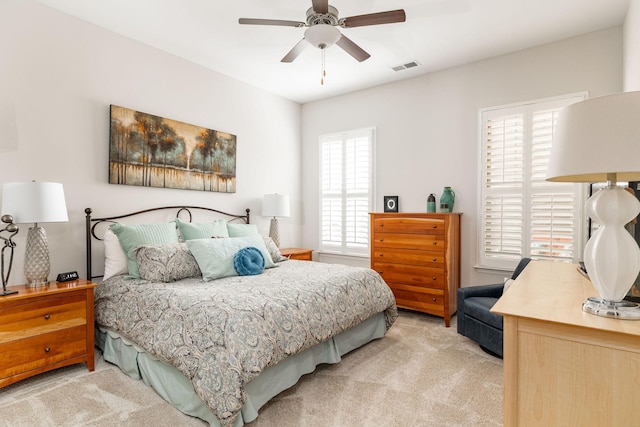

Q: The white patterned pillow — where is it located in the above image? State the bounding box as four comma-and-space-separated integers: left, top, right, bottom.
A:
133, 243, 201, 282
263, 236, 287, 262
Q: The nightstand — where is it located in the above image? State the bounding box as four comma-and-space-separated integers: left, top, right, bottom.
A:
0, 279, 97, 388
280, 248, 313, 261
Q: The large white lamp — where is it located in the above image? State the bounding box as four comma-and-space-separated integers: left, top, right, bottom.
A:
546, 91, 640, 318
262, 194, 290, 248
1, 182, 68, 287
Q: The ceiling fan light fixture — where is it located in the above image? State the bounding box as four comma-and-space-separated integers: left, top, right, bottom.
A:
304, 24, 340, 49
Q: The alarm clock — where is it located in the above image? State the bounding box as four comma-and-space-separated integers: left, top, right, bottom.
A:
56, 271, 79, 282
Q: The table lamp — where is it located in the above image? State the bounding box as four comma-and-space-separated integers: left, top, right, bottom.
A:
546, 91, 640, 319
262, 194, 290, 247
1, 182, 69, 287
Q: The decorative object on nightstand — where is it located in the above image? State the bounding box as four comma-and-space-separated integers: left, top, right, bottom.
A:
262, 193, 290, 247
0, 215, 19, 296
280, 247, 313, 261
546, 91, 640, 319
1, 182, 68, 287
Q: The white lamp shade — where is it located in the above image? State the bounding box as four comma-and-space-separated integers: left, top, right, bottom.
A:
546, 91, 640, 183
262, 194, 290, 218
304, 24, 341, 49
1, 182, 69, 224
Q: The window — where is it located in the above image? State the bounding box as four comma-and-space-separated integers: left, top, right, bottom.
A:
479, 94, 586, 270
319, 128, 375, 256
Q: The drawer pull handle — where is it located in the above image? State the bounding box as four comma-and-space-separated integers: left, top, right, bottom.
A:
44, 314, 50, 320
44, 347, 50, 353
432, 297, 437, 302
379, 253, 384, 257
432, 258, 437, 262
380, 239, 384, 243
380, 224, 384, 228
432, 276, 437, 281
432, 241, 437, 245
432, 225, 437, 228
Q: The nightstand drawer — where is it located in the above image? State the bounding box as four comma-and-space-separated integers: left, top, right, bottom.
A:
0, 295, 86, 344
0, 325, 87, 378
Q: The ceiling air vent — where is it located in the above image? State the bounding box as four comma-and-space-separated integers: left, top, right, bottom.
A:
392, 61, 420, 72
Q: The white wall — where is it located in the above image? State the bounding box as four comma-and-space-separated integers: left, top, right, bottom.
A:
0, 0, 302, 284
301, 28, 623, 286
625, 0, 640, 90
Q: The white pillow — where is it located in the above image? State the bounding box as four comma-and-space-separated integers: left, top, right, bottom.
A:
103, 229, 128, 280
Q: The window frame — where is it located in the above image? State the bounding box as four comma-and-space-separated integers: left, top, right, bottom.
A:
477, 93, 588, 271
318, 127, 376, 257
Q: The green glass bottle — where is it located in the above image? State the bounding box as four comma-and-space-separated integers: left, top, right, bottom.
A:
440, 187, 455, 212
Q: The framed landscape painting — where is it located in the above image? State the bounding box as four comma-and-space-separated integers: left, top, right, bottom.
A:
109, 105, 236, 193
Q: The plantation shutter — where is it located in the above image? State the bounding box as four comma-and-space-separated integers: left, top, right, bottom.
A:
320, 128, 375, 255
479, 95, 585, 270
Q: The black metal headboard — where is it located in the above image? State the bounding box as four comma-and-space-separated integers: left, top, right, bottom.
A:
85, 206, 250, 281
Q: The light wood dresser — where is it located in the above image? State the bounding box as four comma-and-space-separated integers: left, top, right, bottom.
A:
492, 260, 640, 426
370, 212, 461, 326
0, 280, 97, 387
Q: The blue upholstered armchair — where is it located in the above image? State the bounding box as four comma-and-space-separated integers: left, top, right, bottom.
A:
456, 258, 531, 358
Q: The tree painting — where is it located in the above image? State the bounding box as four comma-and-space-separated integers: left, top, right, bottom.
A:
109, 105, 236, 193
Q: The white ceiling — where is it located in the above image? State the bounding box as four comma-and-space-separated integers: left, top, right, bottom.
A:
37, 0, 630, 104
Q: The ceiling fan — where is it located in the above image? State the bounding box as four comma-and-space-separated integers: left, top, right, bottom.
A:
238, 0, 406, 63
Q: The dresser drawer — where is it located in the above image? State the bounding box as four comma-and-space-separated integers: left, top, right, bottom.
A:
372, 248, 444, 267
373, 233, 444, 251
372, 262, 444, 288
0, 325, 87, 379
0, 295, 87, 344
389, 284, 445, 315
372, 217, 445, 235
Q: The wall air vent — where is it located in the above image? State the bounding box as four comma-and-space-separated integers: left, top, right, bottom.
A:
392, 61, 420, 72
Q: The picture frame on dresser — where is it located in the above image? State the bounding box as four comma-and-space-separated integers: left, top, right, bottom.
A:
383, 196, 399, 212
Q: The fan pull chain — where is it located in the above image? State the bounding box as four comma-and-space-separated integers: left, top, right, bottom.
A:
321, 48, 326, 85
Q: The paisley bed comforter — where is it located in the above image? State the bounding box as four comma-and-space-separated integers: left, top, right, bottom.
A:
94, 260, 397, 426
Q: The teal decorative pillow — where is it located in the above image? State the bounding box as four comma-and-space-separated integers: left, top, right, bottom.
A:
175, 217, 229, 240
233, 247, 265, 276
227, 223, 259, 237
109, 222, 179, 279
186, 236, 277, 281
133, 243, 201, 282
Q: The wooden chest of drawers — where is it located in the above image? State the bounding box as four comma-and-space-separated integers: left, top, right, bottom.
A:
370, 213, 461, 326
0, 280, 97, 387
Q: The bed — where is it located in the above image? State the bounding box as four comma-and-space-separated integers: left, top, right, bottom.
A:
85, 206, 398, 426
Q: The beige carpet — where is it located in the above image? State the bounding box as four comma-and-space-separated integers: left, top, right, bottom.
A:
0, 311, 503, 427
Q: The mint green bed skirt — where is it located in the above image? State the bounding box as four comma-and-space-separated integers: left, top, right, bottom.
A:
96, 311, 387, 426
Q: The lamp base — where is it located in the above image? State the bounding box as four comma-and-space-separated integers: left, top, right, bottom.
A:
0, 288, 18, 296
269, 217, 281, 248
24, 225, 50, 287
583, 297, 640, 319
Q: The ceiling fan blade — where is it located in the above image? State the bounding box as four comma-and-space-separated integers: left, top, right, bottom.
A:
311, 0, 329, 14
238, 18, 305, 27
335, 34, 370, 62
341, 9, 406, 28
281, 39, 308, 63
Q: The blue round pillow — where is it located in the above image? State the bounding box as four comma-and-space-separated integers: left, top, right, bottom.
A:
233, 246, 265, 276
